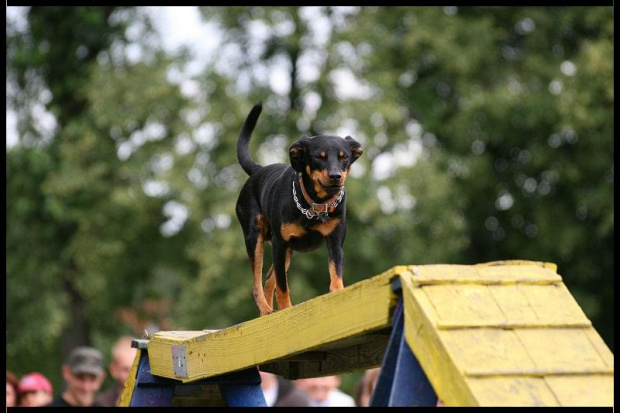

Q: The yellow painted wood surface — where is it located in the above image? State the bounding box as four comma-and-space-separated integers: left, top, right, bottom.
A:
400, 261, 614, 407
147, 266, 401, 382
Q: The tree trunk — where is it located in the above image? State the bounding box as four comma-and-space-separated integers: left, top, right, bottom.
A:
60, 262, 91, 362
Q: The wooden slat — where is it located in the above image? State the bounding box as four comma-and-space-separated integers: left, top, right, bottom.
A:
417, 283, 592, 328
437, 321, 592, 329
474, 261, 559, 280
465, 368, 613, 377
515, 328, 611, 373
466, 376, 560, 407
583, 328, 615, 368
489, 283, 591, 325
544, 375, 614, 407
147, 267, 400, 382
416, 284, 506, 323
439, 328, 537, 374
405, 260, 561, 285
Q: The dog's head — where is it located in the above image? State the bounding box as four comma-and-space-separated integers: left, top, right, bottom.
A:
289, 135, 363, 198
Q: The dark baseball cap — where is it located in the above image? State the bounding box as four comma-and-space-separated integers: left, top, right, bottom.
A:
67, 346, 105, 376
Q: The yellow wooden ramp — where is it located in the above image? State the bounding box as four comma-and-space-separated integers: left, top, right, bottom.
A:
142, 260, 613, 407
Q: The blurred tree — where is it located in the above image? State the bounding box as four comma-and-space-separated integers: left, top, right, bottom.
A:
6, 6, 197, 389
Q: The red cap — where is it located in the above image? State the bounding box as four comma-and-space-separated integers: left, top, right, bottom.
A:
17, 372, 53, 395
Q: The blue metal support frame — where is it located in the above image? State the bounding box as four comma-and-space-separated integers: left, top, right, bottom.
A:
370, 280, 438, 407
128, 344, 266, 407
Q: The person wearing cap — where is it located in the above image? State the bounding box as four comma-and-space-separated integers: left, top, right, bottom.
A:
95, 336, 137, 406
46, 346, 107, 407
17, 372, 54, 407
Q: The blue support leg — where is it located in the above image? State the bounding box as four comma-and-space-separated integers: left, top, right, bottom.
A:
219, 382, 268, 407
128, 342, 266, 407
218, 368, 267, 407
370, 293, 437, 407
130, 349, 175, 406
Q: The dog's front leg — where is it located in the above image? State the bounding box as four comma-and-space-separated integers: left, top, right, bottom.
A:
326, 234, 345, 291
272, 241, 293, 311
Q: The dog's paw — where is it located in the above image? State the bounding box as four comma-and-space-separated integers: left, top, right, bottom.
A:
329, 278, 344, 291
259, 307, 275, 317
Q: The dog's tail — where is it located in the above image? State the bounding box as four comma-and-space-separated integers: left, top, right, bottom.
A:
237, 102, 263, 176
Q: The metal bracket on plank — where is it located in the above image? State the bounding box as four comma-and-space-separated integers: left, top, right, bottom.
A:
172, 345, 189, 378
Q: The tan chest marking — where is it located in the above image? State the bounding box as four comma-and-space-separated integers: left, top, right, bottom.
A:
280, 218, 340, 241
311, 218, 340, 237
281, 223, 307, 241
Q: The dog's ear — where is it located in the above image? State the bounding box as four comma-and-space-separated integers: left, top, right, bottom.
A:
345, 136, 363, 163
289, 136, 310, 172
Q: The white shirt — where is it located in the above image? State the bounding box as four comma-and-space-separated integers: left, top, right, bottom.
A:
262, 381, 279, 407
308, 389, 356, 407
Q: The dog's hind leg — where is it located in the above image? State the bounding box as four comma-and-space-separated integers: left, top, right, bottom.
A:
245, 215, 273, 316
264, 247, 292, 309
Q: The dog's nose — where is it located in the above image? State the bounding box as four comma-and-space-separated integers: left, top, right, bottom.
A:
329, 172, 342, 182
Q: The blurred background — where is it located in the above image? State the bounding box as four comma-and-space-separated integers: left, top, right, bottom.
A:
6, 6, 613, 396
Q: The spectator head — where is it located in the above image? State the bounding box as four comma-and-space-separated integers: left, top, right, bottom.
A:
62, 346, 106, 406
18, 372, 54, 407
295, 375, 341, 403
354, 367, 381, 407
108, 337, 137, 386
6, 370, 19, 407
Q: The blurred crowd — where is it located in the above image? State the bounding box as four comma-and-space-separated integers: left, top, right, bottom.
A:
6, 336, 137, 408
7, 338, 383, 408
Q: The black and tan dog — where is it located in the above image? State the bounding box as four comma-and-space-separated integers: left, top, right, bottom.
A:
235, 102, 363, 316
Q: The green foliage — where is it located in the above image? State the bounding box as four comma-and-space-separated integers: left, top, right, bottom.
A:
6, 6, 613, 397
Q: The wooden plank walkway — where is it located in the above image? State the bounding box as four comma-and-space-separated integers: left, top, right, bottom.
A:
147, 265, 402, 382
135, 260, 613, 407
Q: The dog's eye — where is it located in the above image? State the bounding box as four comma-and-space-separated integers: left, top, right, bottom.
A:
340, 155, 349, 161
314, 152, 326, 160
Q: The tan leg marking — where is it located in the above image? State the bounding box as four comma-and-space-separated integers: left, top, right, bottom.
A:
276, 285, 293, 311
253, 214, 273, 316
264, 265, 276, 310
329, 259, 344, 291
252, 232, 273, 316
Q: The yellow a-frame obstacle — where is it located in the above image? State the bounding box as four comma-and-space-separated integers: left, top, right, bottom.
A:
120, 260, 613, 407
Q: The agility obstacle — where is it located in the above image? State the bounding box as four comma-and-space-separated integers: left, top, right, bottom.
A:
119, 260, 613, 407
